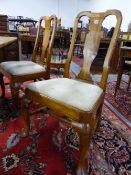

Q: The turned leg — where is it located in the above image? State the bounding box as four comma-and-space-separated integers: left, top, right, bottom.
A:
0, 73, 5, 97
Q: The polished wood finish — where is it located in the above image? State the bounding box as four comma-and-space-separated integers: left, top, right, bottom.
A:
0, 32, 19, 62
22, 10, 122, 175
0, 15, 57, 106
114, 46, 131, 96
0, 36, 17, 48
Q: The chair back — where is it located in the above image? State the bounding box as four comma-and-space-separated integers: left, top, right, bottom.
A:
64, 10, 122, 90
32, 15, 57, 77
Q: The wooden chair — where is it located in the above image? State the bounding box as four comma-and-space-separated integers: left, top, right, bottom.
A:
114, 48, 131, 96
21, 10, 122, 174
0, 15, 57, 108
114, 32, 131, 95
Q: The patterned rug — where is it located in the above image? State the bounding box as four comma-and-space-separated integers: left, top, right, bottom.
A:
105, 81, 131, 123
0, 77, 131, 175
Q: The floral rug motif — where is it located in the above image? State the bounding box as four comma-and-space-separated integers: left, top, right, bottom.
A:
0, 98, 130, 174
0, 69, 131, 174
90, 106, 131, 175
0, 112, 75, 175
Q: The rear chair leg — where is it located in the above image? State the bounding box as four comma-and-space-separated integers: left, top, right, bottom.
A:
95, 104, 103, 132
20, 97, 30, 137
10, 82, 20, 109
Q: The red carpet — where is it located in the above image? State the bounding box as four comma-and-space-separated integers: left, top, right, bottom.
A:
0, 59, 130, 174
0, 79, 130, 175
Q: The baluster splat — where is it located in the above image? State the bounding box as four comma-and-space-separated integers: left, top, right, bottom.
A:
77, 16, 103, 82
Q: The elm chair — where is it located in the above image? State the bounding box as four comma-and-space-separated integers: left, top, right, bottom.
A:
21, 10, 122, 175
0, 15, 57, 107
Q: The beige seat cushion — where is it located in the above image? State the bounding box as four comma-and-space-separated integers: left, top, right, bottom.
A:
0, 61, 46, 76
125, 61, 131, 65
27, 78, 103, 112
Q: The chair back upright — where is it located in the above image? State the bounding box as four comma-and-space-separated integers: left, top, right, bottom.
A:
32, 15, 57, 78
64, 10, 122, 91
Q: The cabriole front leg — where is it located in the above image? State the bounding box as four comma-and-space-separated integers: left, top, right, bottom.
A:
76, 124, 92, 175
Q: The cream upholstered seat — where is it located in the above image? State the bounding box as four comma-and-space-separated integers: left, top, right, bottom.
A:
22, 10, 122, 175
0, 15, 57, 107
0, 61, 46, 76
125, 60, 131, 65
27, 78, 103, 113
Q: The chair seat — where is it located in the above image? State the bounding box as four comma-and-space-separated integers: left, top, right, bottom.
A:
0, 61, 46, 76
125, 60, 131, 65
27, 78, 103, 112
